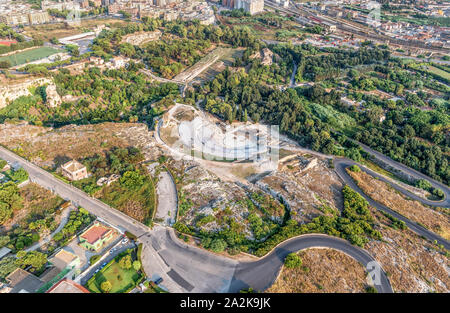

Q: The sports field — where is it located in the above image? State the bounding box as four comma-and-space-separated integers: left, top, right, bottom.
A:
0, 46, 60, 67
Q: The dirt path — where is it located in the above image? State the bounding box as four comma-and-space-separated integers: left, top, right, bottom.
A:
24, 206, 72, 252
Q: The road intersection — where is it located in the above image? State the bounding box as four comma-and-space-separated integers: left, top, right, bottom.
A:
1, 142, 448, 293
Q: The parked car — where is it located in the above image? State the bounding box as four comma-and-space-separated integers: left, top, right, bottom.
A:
154, 277, 163, 285
122, 238, 129, 244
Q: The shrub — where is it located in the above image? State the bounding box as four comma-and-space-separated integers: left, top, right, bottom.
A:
0, 60, 11, 69
284, 253, 302, 268
133, 260, 141, 271
349, 165, 361, 172
345, 147, 362, 162
432, 188, 444, 199
90, 255, 101, 265
125, 231, 137, 240
415, 179, 432, 191
209, 238, 227, 253
31, 233, 40, 242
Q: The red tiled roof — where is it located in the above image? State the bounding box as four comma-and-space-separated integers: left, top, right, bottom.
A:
46, 279, 90, 293
81, 225, 111, 244
0, 40, 17, 46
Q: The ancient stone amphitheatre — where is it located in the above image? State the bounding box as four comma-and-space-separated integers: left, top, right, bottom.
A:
159, 103, 283, 168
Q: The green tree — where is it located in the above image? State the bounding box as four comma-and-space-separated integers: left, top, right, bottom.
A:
133, 260, 141, 271
120, 171, 144, 190
15, 250, 47, 272
0, 235, 9, 248
101, 280, 112, 293
0, 256, 18, 280
10, 168, 28, 183
118, 254, 132, 270
0, 202, 13, 225
284, 253, 302, 268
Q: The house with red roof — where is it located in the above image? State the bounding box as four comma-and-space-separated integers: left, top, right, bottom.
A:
79, 222, 114, 251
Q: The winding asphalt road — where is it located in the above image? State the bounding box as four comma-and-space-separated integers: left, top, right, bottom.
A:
0, 145, 394, 293
334, 158, 450, 250
356, 142, 450, 207
2, 139, 449, 293
229, 234, 392, 293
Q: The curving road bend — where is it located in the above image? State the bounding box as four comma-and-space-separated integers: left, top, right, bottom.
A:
3, 141, 449, 293
356, 142, 450, 207
228, 234, 393, 293
334, 158, 450, 250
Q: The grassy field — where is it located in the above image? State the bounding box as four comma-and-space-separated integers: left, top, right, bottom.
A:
0, 47, 60, 67
424, 65, 450, 81
190, 47, 244, 85
86, 255, 143, 293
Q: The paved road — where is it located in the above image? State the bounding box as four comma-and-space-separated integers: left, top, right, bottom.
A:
356, 142, 450, 207
229, 234, 392, 293
0, 145, 409, 293
140, 226, 238, 293
0, 146, 149, 239
0, 145, 238, 293
334, 158, 450, 250
154, 171, 178, 226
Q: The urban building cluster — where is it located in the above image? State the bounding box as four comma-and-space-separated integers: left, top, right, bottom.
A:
107, 0, 216, 24
0, 0, 217, 26
0, 219, 123, 293
0, 0, 50, 26
312, 0, 450, 49
221, 0, 264, 15
0, 0, 96, 26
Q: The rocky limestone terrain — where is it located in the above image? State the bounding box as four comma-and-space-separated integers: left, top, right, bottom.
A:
168, 159, 285, 240
257, 154, 343, 224
367, 208, 449, 293
267, 248, 368, 293
0, 122, 161, 168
